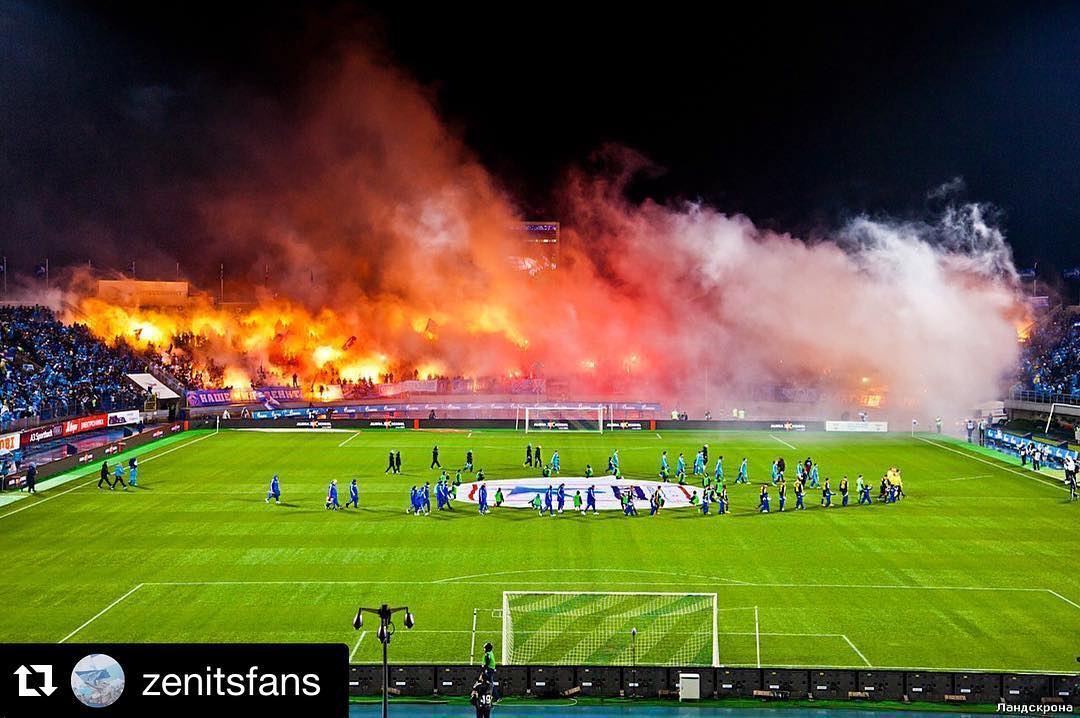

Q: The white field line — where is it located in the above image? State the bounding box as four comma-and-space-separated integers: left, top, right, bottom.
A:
917, 438, 1066, 492
349, 631, 368, 660
754, 606, 761, 668
434, 567, 747, 585
1046, 590, 1080, 610
656, 433, 662, 439
769, 434, 797, 450
134, 578, 1080, 610
59, 583, 145, 643
945, 474, 990, 482
842, 634, 872, 666
337, 432, 360, 447
0, 431, 219, 521
69, 581, 1074, 674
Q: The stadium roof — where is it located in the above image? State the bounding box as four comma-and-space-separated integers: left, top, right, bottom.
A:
127, 373, 181, 400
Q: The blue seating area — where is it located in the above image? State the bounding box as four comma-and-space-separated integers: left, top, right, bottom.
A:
1017, 309, 1080, 399
0, 306, 151, 427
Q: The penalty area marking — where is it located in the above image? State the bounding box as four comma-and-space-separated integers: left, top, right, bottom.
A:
0, 430, 220, 522
337, 432, 360, 447
769, 434, 797, 450
916, 438, 1066, 493
59, 583, 145, 643
350, 631, 368, 660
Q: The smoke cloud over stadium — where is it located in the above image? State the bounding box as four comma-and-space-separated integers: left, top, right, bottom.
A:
22, 44, 1023, 416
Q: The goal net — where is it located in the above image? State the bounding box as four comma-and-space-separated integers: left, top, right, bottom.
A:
502, 591, 719, 666
522, 406, 604, 433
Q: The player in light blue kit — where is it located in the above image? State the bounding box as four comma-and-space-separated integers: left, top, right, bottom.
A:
736, 458, 749, 484
551, 450, 561, 474
714, 456, 724, 483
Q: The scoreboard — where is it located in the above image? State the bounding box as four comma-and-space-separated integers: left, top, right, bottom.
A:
509, 221, 559, 275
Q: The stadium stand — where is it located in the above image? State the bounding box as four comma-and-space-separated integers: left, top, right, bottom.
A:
1016, 306, 1080, 399
0, 306, 155, 427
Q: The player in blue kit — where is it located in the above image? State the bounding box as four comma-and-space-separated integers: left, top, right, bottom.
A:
265, 474, 281, 504
586, 485, 598, 514
346, 478, 360, 509
758, 484, 770, 513
821, 477, 832, 508
794, 478, 805, 510
777, 479, 786, 511
556, 483, 566, 514
325, 479, 340, 510
839, 476, 849, 507
717, 484, 728, 515
859, 480, 872, 505
543, 485, 554, 516
478, 484, 489, 514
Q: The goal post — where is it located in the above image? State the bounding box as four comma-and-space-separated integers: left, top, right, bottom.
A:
502, 591, 719, 667
523, 405, 605, 433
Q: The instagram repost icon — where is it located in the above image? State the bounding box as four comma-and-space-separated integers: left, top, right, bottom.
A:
70, 654, 125, 708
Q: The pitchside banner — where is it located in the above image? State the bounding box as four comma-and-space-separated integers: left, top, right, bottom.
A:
825, 420, 889, 432
108, 410, 141, 427
186, 386, 303, 407
0, 643, 347, 717
0, 430, 20, 452
986, 427, 1079, 461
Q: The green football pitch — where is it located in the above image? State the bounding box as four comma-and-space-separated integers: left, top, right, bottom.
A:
0, 427, 1077, 673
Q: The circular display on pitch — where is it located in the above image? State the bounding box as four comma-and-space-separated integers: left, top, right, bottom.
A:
70, 653, 125, 708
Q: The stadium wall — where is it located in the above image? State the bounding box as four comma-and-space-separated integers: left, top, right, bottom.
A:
347, 664, 1079, 706
3, 421, 187, 490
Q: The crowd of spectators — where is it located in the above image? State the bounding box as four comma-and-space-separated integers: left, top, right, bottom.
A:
1016, 309, 1080, 398
0, 306, 153, 426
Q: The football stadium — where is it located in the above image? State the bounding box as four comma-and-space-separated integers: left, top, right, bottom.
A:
2, 3, 1080, 717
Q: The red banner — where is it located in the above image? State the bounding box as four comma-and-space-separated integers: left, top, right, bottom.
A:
63, 413, 109, 436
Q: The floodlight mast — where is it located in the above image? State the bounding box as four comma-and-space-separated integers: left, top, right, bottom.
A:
353, 603, 414, 718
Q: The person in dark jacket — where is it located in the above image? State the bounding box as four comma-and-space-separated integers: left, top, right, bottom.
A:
25, 463, 36, 494
98, 461, 111, 489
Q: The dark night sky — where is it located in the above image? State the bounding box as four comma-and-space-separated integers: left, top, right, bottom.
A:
3, 1, 1079, 286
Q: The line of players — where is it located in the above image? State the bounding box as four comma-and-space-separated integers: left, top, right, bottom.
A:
269, 441, 906, 515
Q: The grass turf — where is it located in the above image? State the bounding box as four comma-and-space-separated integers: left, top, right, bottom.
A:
0, 427, 1076, 673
